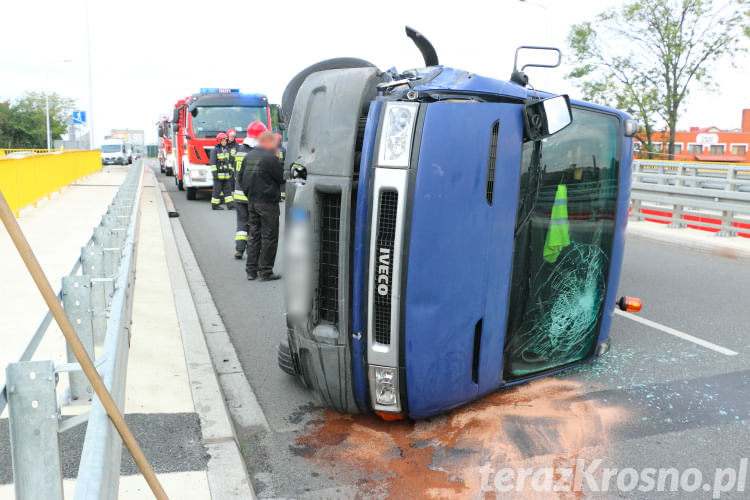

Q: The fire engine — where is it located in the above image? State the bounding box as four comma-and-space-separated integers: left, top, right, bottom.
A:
169, 88, 277, 200
157, 117, 173, 175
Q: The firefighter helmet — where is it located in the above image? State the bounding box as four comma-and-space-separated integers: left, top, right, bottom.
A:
215, 132, 227, 144
246, 121, 268, 140
226, 128, 237, 137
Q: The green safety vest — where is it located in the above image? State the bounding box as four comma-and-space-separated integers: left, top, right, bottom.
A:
543, 184, 570, 263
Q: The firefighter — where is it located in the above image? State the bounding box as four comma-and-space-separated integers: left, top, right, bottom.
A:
209, 133, 234, 210
239, 131, 284, 281
232, 120, 268, 259
226, 128, 239, 162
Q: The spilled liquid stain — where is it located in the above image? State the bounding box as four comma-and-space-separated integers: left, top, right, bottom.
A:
296, 378, 625, 499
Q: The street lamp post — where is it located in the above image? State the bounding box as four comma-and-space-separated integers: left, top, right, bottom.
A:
85, 0, 95, 150
45, 59, 72, 150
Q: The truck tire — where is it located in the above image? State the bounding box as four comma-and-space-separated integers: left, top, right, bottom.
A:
277, 339, 298, 376
186, 187, 196, 200
281, 57, 377, 123
165, 166, 173, 176
176, 177, 184, 191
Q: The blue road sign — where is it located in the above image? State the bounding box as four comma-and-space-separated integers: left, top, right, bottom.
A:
72, 111, 87, 124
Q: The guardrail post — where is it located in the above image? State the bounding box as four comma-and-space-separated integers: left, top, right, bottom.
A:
62, 276, 94, 401
717, 166, 737, 237
82, 245, 109, 345
6, 360, 63, 500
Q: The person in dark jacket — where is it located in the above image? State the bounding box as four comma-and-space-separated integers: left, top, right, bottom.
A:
239, 131, 284, 281
209, 133, 234, 210
232, 121, 268, 259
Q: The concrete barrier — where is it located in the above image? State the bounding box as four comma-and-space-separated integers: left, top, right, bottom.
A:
0, 151, 101, 215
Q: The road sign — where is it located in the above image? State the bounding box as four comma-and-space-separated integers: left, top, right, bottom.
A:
72, 111, 87, 125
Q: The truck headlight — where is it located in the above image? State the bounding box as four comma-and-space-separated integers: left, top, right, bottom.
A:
190, 168, 206, 180
378, 102, 418, 167
370, 365, 400, 410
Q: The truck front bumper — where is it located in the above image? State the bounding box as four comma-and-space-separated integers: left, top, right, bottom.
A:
183, 162, 213, 188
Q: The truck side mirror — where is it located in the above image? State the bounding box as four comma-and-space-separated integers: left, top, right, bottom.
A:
523, 95, 572, 141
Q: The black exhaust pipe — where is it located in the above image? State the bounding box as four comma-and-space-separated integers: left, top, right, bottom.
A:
405, 26, 439, 67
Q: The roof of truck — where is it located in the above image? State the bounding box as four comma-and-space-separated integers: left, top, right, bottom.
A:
403, 65, 631, 121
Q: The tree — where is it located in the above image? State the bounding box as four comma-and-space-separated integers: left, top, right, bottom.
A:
567, 0, 749, 159
0, 92, 75, 149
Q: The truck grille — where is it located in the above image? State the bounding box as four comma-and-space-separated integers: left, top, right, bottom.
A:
317, 192, 341, 324
373, 190, 398, 345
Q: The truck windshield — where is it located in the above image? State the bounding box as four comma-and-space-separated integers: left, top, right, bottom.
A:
503, 107, 620, 379
101, 145, 122, 153
190, 106, 268, 138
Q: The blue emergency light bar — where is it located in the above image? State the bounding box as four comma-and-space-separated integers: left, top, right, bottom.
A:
200, 88, 240, 94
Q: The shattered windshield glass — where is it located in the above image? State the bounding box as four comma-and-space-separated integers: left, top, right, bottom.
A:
503, 107, 619, 378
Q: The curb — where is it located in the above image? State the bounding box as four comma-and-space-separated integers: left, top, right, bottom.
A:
627, 223, 750, 260
151, 170, 257, 499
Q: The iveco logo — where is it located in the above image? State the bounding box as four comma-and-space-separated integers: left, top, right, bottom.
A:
377, 248, 391, 296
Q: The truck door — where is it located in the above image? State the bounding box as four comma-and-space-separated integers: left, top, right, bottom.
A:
403, 102, 524, 418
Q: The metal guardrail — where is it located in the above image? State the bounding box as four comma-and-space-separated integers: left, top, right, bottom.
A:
630, 160, 750, 235
2, 164, 144, 500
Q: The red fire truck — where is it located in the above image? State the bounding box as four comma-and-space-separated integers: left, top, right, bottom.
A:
170, 88, 278, 200
157, 117, 174, 175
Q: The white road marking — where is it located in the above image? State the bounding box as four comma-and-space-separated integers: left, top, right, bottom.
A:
614, 309, 739, 356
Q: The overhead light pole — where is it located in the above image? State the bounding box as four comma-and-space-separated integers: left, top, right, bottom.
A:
45, 59, 72, 150
85, 0, 95, 150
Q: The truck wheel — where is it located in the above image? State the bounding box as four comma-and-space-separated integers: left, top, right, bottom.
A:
165, 166, 173, 176
277, 339, 298, 376
160, 163, 165, 174
186, 187, 196, 200
281, 57, 377, 123
177, 178, 184, 191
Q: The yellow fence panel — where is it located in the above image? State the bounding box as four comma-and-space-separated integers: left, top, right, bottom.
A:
0, 151, 102, 215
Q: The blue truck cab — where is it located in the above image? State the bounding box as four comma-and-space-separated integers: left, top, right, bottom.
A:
279, 29, 638, 419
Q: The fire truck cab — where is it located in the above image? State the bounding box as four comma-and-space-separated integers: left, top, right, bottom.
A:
171, 88, 273, 200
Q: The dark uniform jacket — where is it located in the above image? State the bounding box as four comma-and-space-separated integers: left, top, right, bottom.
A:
209, 144, 232, 180
239, 148, 284, 203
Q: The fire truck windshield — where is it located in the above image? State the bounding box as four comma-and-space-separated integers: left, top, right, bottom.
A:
191, 106, 268, 138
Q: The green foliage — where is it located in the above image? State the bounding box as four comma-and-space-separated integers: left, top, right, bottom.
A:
567, 0, 750, 158
0, 92, 76, 149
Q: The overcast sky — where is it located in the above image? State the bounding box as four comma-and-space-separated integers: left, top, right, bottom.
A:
2, 0, 748, 145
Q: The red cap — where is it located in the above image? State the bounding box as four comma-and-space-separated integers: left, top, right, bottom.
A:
215, 132, 227, 144
246, 121, 268, 140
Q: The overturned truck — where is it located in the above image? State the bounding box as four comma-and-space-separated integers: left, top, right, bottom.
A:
278, 27, 641, 419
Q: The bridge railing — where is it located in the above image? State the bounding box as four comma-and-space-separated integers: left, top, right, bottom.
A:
0, 150, 100, 215
2, 164, 143, 500
630, 159, 750, 236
